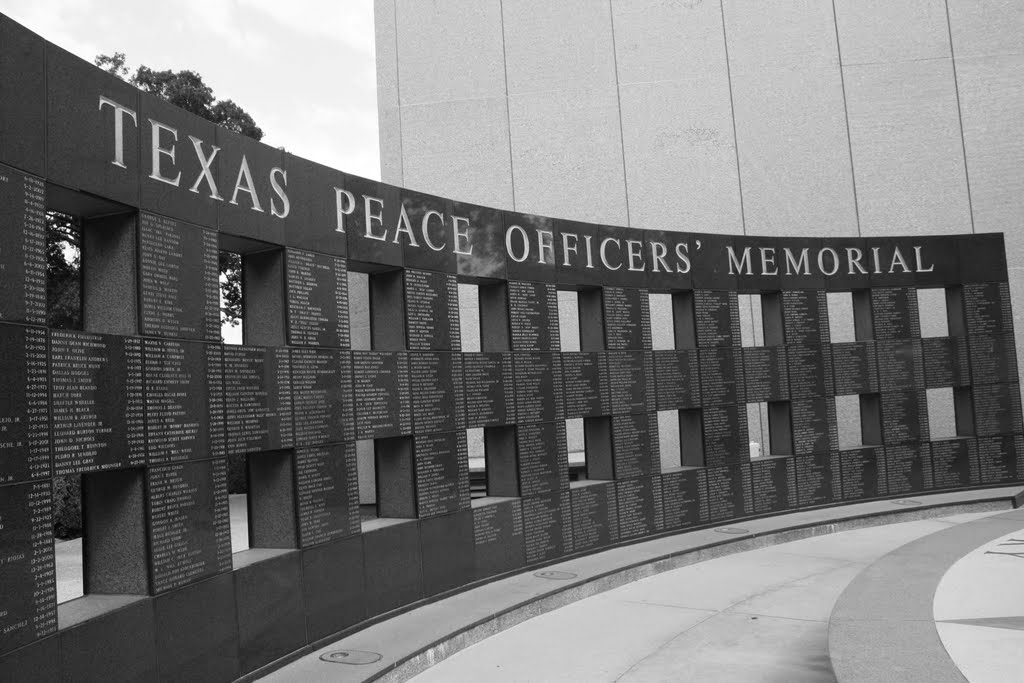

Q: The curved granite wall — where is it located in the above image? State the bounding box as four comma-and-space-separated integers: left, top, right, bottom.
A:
0, 12, 1022, 681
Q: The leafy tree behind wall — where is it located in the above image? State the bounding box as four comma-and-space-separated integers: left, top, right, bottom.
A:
49, 53, 264, 537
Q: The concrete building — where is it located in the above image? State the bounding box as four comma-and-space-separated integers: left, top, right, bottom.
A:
374, 0, 1024, 459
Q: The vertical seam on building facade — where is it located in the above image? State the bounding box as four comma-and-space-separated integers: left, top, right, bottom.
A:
830, 0, 863, 237
943, 0, 977, 234
391, 0, 405, 185
498, 0, 517, 211
717, 0, 748, 236
607, 0, 632, 227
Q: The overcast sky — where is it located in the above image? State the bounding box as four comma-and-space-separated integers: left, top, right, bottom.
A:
0, 0, 381, 180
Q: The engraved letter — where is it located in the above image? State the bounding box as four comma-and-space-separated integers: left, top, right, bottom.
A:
506, 224, 529, 262
269, 167, 289, 218
727, 246, 752, 275
148, 119, 180, 186
99, 96, 138, 169
188, 136, 223, 200
334, 188, 355, 233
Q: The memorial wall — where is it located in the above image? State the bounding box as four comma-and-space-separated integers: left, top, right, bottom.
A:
1, 13, 1022, 681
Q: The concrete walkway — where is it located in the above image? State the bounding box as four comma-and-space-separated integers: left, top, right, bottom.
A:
407, 511, 1001, 682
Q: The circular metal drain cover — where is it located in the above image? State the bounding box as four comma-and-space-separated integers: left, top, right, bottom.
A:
715, 527, 749, 535
534, 570, 577, 580
891, 499, 922, 506
320, 650, 383, 665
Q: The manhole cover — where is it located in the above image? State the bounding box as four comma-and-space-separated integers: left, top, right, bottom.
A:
715, 527, 749, 535
320, 650, 383, 665
534, 570, 577, 580
891, 499, 922, 506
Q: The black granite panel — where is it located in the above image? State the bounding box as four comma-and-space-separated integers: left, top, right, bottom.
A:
606, 351, 654, 414
453, 200, 507, 280
351, 351, 412, 439
569, 481, 618, 552
513, 353, 563, 423
694, 290, 740, 347
976, 435, 1024, 485
791, 398, 838, 455
362, 521, 423, 617
507, 281, 559, 351
615, 476, 659, 540
222, 345, 294, 453
831, 342, 879, 395
146, 460, 231, 594
516, 422, 569, 497
296, 443, 360, 546
415, 432, 471, 518
0, 635, 59, 682
689, 234, 738, 290
705, 464, 752, 521
285, 249, 350, 348
653, 350, 700, 410
153, 573, 239, 682
782, 290, 830, 346
50, 330, 145, 474
786, 344, 833, 400
213, 126, 285, 245
884, 444, 932, 495
0, 17, 45, 175
968, 334, 1018, 386
473, 499, 525, 580
59, 599, 155, 681
143, 339, 221, 463
659, 467, 706, 530
0, 324, 49, 485
699, 347, 743, 406
602, 287, 651, 350
750, 456, 797, 514
876, 340, 924, 392
972, 383, 1024, 437
400, 190, 456, 273
463, 353, 514, 427
301, 534, 365, 640
794, 451, 841, 507
0, 167, 46, 325
959, 234, 1007, 283
138, 214, 220, 341
46, 44, 140, 205
290, 348, 353, 446
504, 212, 557, 282
922, 336, 970, 388
419, 510, 475, 597
840, 446, 887, 500
344, 176, 403, 267
743, 346, 788, 402
0, 480, 55, 656
522, 492, 573, 564
964, 282, 1013, 336
881, 391, 929, 445
405, 270, 460, 350
410, 352, 459, 434
610, 413, 657, 479
930, 438, 975, 489
562, 352, 610, 418
282, 155, 347, 256
234, 551, 305, 674
702, 404, 748, 467
871, 288, 920, 340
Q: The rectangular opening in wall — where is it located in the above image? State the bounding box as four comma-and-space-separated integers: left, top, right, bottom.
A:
917, 288, 949, 338
53, 474, 83, 603
466, 428, 486, 498
374, 436, 416, 519
852, 290, 874, 341
348, 271, 370, 350
827, 292, 855, 344
459, 283, 481, 352
679, 408, 704, 467
246, 449, 296, 549
557, 290, 581, 352
484, 426, 518, 498
954, 387, 975, 436
81, 468, 147, 596
927, 388, 956, 440
836, 394, 884, 449
738, 294, 763, 347
565, 418, 585, 478
45, 210, 83, 330
356, 438, 376, 520
747, 403, 769, 457
648, 293, 674, 350
673, 291, 697, 349
369, 269, 405, 350
239, 247, 285, 347
218, 251, 243, 344
658, 410, 681, 471
577, 289, 604, 352
479, 282, 510, 352
946, 286, 966, 337
581, 417, 613, 481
